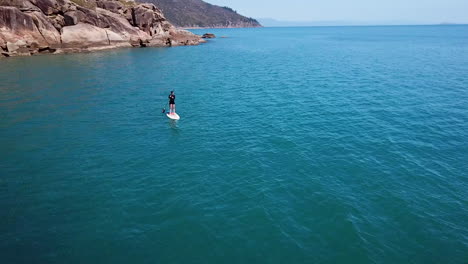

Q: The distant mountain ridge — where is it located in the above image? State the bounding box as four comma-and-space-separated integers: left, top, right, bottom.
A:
137, 0, 261, 28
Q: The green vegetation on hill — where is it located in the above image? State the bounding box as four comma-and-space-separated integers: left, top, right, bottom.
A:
137, 0, 261, 28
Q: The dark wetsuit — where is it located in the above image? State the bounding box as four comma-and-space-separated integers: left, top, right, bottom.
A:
169, 94, 175, 105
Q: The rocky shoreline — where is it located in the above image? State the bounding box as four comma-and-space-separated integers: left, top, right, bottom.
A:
0, 0, 205, 57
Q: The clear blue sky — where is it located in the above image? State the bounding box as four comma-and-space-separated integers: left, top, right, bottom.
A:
205, 0, 468, 23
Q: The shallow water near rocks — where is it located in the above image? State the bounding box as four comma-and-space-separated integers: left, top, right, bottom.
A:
1, 26, 467, 263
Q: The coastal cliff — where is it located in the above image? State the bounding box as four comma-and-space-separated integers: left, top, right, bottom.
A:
140, 0, 261, 28
0, 0, 204, 57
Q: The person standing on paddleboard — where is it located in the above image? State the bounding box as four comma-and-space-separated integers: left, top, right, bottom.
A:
168, 91, 176, 115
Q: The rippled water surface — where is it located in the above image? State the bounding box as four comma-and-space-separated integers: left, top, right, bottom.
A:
1, 26, 467, 263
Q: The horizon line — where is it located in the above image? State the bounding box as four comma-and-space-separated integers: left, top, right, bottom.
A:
185, 23, 468, 30
256, 18, 468, 26
259, 23, 468, 27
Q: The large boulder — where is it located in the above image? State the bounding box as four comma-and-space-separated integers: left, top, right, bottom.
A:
57, 0, 76, 14
63, 5, 104, 27
96, 0, 125, 14
61, 23, 109, 48
202, 33, 216, 39
7, 41, 30, 55
105, 29, 131, 47
169, 29, 205, 46
63, 10, 85, 25
148, 29, 203, 47
96, 7, 151, 44
0, 0, 41, 12
130, 3, 165, 36
6, 39, 26, 52
0, 6, 40, 36
61, 22, 132, 49
75, 6, 102, 26
29, 0, 61, 15
27, 11, 61, 46
49, 14, 65, 30
0, 6, 49, 54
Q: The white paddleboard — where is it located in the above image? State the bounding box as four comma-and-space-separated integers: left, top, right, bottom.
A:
166, 113, 180, 120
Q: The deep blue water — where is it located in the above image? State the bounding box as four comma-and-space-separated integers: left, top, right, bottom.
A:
1, 25, 467, 263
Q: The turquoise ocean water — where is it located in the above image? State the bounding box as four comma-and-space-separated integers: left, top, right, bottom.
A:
1, 26, 467, 263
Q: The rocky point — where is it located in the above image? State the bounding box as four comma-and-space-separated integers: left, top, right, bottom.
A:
0, 0, 205, 57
